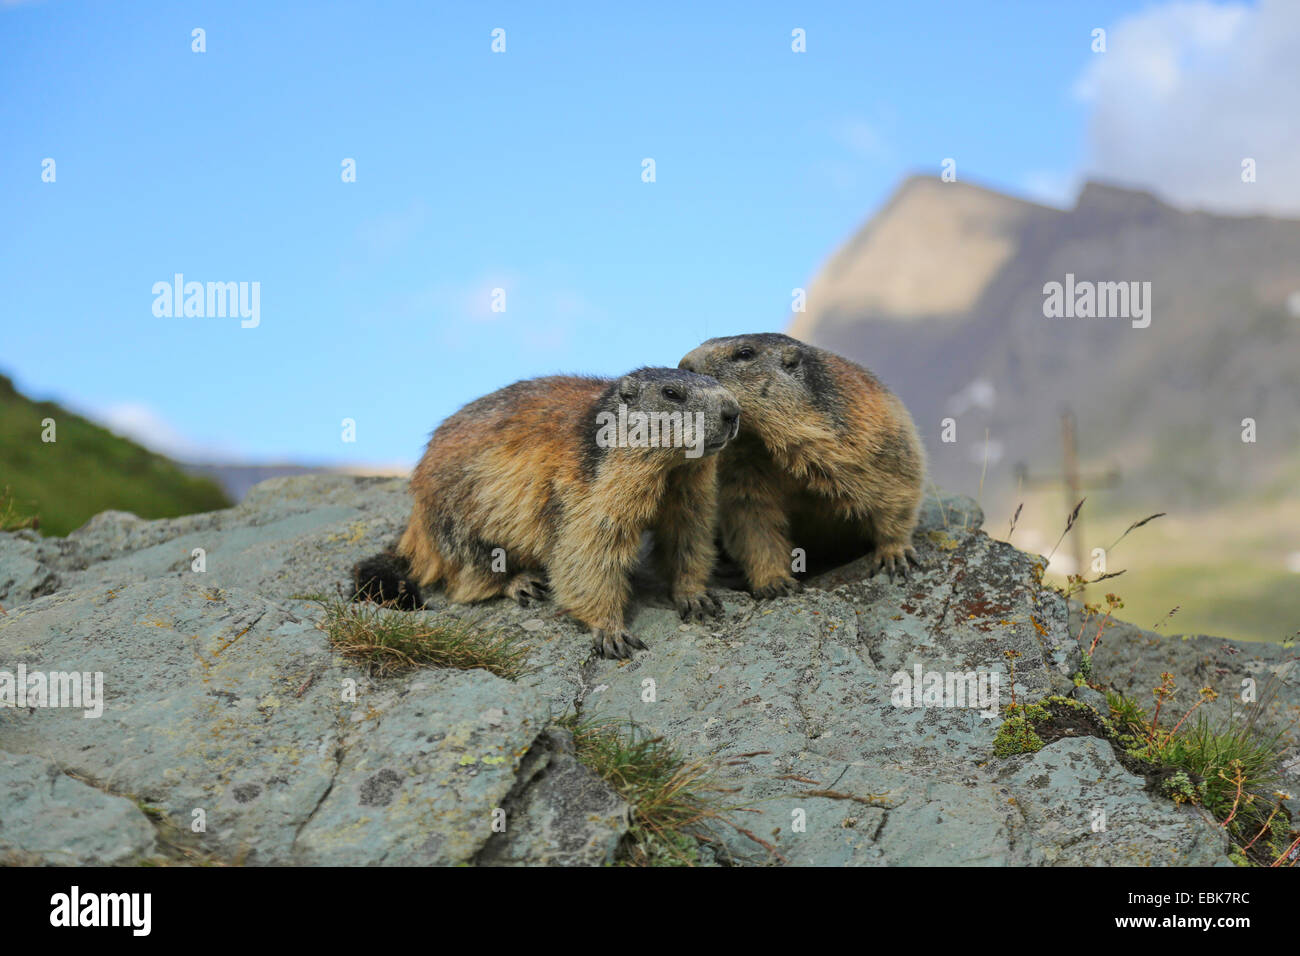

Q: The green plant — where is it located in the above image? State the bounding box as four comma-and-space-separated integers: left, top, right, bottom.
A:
558, 714, 777, 866
318, 597, 528, 680
1159, 770, 1202, 806
993, 708, 1045, 757
0, 486, 38, 532
1108, 679, 1296, 866
1105, 688, 1148, 736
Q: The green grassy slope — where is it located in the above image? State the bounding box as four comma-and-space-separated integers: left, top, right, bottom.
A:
0, 374, 231, 536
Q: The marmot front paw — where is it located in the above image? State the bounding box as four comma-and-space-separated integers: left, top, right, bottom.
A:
675, 590, 723, 621
751, 577, 802, 600
591, 628, 648, 660
867, 543, 922, 581
507, 571, 550, 607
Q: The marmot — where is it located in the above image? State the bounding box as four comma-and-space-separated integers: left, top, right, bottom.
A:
678, 332, 925, 594
353, 368, 741, 659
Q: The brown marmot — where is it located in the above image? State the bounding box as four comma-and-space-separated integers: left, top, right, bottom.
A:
353, 368, 741, 659
678, 332, 925, 594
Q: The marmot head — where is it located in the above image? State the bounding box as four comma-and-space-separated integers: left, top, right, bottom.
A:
678, 333, 842, 435
592, 367, 740, 461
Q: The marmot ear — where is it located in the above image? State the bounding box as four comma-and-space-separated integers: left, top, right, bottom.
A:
780, 345, 802, 370
617, 375, 641, 402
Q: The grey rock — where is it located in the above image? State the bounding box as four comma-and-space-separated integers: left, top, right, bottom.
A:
294, 668, 551, 865
1000, 737, 1229, 865
0, 534, 61, 605
476, 728, 629, 866
1, 579, 357, 863
1073, 685, 1109, 713
916, 493, 984, 535
0, 476, 1284, 866
0, 577, 565, 865
0, 753, 157, 865
1, 475, 413, 613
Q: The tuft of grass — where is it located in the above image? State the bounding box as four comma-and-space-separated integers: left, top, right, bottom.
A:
1107, 681, 1296, 866
1105, 688, 1149, 735
319, 597, 528, 680
1157, 708, 1288, 821
0, 485, 39, 532
558, 714, 777, 866
999, 682, 1296, 865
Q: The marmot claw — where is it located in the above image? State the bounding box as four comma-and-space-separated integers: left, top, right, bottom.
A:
752, 578, 802, 600
868, 545, 923, 581
507, 571, 550, 607
675, 590, 722, 621
592, 628, 648, 660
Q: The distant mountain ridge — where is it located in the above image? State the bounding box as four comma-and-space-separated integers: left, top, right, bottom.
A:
181, 462, 410, 503
791, 175, 1300, 510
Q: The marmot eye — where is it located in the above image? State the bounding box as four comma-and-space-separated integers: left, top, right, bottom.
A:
662, 387, 684, 402
732, 347, 755, 361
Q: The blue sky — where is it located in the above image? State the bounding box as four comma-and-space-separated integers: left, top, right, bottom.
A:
0, 0, 1261, 465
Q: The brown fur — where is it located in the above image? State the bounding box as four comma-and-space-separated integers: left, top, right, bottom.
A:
389, 369, 739, 658
679, 333, 925, 594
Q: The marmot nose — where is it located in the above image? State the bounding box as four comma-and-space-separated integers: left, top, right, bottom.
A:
679, 358, 697, 373
721, 401, 740, 426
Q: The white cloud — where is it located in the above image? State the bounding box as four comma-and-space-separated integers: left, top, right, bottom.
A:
96, 403, 240, 463
1074, 0, 1300, 215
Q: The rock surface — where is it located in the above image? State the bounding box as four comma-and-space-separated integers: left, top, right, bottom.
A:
0, 475, 1290, 865
1003, 737, 1227, 866
0, 753, 157, 865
